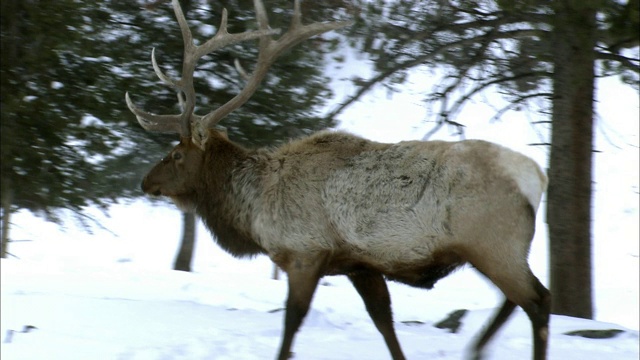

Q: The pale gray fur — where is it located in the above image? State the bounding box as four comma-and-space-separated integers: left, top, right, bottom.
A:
244, 131, 547, 272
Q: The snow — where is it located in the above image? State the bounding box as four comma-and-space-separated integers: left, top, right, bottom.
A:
2, 223, 639, 360
2, 39, 639, 360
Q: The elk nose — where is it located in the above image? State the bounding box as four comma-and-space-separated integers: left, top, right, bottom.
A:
140, 177, 162, 196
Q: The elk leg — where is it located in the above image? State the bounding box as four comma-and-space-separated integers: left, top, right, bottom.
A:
349, 272, 406, 360
276, 257, 325, 360
521, 277, 551, 360
471, 265, 551, 360
470, 299, 517, 360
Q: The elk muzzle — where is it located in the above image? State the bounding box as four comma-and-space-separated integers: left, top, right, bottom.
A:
140, 176, 162, 196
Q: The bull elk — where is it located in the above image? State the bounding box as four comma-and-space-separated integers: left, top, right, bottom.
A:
126, 1, 551, 359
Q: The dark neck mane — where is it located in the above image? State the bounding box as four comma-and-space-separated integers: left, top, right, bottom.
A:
195, 135, 267, 258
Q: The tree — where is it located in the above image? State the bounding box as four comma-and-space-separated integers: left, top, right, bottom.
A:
174, 212, 197, 271
0, 0, 181, 258
547, 0, 598, 320
333, 0, 638, 319
2, 0, 127, 256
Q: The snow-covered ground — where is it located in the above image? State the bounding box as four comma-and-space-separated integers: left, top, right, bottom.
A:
2, 45, 638, 359
2, 191, 639, 359
1, 240, 638, 360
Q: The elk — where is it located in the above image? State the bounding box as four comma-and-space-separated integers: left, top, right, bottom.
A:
126, 1, 551, 359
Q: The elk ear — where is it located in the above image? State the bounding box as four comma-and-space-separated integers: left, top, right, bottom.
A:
190, 122, 208, 150
192, 132, 207, 150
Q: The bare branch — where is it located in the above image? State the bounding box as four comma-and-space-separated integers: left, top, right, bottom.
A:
595, 50, 640, 73
488, 92, 553, 123
389, 10, 549, 46
527, 142, 551, 147
327, 28, 549, 121
444, 71, 550, 121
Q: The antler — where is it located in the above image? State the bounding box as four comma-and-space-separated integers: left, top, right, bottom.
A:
126, 0, 351, 143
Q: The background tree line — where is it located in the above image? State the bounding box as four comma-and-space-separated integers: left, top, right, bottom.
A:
1, 0, 637, 321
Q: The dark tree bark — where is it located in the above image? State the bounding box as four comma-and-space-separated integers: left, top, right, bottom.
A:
1, 179, 11, 259
547, 1, 598, 319
173, 211, 196, 272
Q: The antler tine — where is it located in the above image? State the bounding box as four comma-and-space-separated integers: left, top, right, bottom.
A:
151, 48, 179, 88
253, 0, 270, 34
172, 0, 201, 138
126, 45, 185, 133
201, 0, 352, 130
126, 92, 184, 133
291, 0, 303, 29
196, 10, 280, 59
271, 0, 352, 54
172, 0, 194, 53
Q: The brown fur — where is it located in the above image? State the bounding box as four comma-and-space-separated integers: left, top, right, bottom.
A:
141, 129, 550, 360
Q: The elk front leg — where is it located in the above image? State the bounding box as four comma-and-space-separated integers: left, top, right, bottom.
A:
349, 271, 406, 360
276, 255, 326, 360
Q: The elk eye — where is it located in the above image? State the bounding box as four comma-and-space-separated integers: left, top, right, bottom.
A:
172, 152, 183, 160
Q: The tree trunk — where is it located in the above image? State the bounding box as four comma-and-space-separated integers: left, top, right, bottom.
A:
547, 1, 598, 319
174, 211, 196, 272
1, 179, 12, 259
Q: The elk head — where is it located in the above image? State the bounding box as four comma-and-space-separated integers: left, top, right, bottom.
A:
140, 137, 205, 211
127, 0, 350, 204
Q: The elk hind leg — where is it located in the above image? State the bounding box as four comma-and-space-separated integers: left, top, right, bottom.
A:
470, 299, 517, 360
349, 271, 406, 360
471, 264, 551, 360
523, 277, 551, 360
